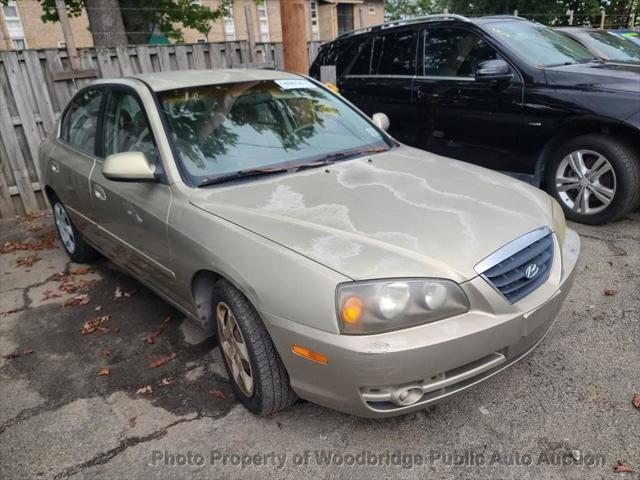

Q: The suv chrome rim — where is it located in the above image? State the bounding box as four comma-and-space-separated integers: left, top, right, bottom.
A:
54, 203, 76, 254
216, 302, 254, 396
555, 149, 616, 215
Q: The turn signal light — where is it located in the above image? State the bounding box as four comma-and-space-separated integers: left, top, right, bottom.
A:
292, 345, 329, 364
341, 296, 364, 324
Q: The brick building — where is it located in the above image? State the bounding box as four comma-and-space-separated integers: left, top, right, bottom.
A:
0, 0, 384, 50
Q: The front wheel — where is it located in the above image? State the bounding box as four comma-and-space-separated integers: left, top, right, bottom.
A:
213, 280, 297, 415
546, 134, 640, 224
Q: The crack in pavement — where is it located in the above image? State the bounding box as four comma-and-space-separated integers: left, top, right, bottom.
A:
51, 414, 205, 479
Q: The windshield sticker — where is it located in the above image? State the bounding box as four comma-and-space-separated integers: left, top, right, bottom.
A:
275, 79, 318, 90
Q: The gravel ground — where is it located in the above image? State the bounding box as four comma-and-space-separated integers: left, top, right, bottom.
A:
0, 211, 638, 480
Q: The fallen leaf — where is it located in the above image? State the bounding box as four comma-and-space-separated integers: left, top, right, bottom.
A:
94, 305, 102, 312
613, 462, 635, 473
604, 289, 618, 296
0, 234, 57, 254
124, 289, 138, 298
3, 348, 34, 359
80, 315, 111, 335
114, 286, 123, 300
128, 417, 136, 428
15, 212, 45, 223
101, 349, 113, 357
64, 293, 91, 307
209, 390, 227, 400
97, 367, 111, 376
147, 352, 177, 369
41, 290, 61, 300
633, 394, 640, 411
70, 266, 92, 275
159, 377, 175, 387
143, 330, 162, 345
136, 385, 153, 395
16, 254, 40, 267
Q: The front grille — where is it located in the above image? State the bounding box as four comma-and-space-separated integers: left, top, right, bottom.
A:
479, 231, 554, 304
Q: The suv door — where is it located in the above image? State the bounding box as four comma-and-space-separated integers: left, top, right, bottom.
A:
339, 28, 419, 144
90, 86, 175, 295
415, 26, 526, 173
51, 87, 105, 236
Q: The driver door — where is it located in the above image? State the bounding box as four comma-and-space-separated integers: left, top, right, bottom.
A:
90, 86, 175, 296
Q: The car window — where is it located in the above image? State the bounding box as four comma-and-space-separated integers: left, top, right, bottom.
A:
102, 90, 159, 163
60, 88, 103, 155
424, 28, 500, 77
485, 21, 594, 67
347, 38, 373, 75
577, 31, 640, 61
158, 79, 390, 184
372, 29, 417, 75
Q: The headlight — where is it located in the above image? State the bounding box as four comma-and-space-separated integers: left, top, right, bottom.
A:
551, 198, 566, 247
336, 279, 469, 335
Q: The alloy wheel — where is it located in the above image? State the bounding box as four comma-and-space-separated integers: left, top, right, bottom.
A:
216, 301, 254, 397
555, 149, 617, 215
54, 203, 76, 254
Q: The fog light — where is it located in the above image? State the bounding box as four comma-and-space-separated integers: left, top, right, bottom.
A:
391, 386, 423, 406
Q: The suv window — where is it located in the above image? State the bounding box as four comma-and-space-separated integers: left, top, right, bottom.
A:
372, 29, 417, 75
60, 88, 103, 155
346, 38, 373, 75
424, 28, 499, 77
102, 90, 159, 163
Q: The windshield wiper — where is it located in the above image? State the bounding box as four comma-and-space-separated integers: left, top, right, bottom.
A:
297, 147, 388, 170
197, 167, 290, 187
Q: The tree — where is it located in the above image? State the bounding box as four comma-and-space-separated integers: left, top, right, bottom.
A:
0, 0, 231, 46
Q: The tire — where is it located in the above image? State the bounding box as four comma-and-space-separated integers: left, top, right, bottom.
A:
212, 279, 297, 415
545, 134, 640, 225
51, 197, 101, 263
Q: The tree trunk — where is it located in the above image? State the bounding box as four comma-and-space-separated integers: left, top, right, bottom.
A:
85, 0, 128, 47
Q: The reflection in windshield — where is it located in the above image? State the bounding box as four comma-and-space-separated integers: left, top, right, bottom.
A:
486, 21, 594, 67
578, 31, 640, 61
159, 80, 389, 184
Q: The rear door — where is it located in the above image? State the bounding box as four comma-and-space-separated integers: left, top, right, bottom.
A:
50, 87, 105, 235
339, 28, 419, 144
414, 26, 526, 172
89, 86, 175, 295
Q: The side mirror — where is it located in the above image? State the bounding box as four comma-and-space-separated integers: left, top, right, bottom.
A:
372, 112, 390, 131
102, 152, 157, 182
475, 59, 513, 82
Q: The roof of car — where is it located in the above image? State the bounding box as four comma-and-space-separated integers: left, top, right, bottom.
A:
555, 27, 599, 33
121, 69, 301, 92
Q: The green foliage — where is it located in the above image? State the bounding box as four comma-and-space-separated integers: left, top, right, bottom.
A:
384, 0, 636, 27
0, 0, 232, 44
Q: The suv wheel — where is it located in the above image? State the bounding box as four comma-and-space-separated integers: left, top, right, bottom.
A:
52, 198, 100, 263
546, 134, 640, 224
213, 280, 297, 415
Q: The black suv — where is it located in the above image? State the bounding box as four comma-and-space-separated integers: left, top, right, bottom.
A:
311, 15, 640, 224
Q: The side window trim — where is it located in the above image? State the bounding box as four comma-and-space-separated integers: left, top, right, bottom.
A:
58, 85, 108, 159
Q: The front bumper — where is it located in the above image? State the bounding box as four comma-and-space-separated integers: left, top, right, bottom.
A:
264, 228, 580, 417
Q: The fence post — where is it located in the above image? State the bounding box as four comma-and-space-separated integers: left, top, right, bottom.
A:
600, 10, 606, 29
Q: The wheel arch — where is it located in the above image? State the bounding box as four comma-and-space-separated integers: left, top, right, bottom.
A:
534, 118, 640, 188
191, 269, 223, 331
43, 185, 57, 204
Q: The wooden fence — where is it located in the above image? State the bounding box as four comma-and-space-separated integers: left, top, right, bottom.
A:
0, 40, 321, 217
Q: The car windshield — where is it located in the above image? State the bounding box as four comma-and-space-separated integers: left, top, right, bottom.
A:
484, 21, 595, 67
576, 30, 640, 62
158, 79, 390, 185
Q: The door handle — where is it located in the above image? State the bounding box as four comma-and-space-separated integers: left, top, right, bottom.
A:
51, 161, 60, 173
93, 184, 107, 201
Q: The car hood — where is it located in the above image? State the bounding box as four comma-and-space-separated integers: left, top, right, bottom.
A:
544, 62, 640, 94
189, 146, 554, 282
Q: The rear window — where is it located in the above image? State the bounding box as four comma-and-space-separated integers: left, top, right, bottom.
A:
371, 29, 418, 75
